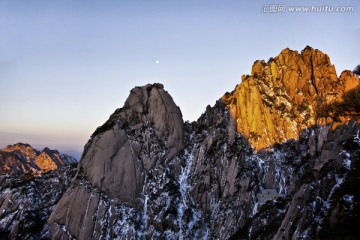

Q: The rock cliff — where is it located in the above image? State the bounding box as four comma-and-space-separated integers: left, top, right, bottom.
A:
49, 47, 360, 239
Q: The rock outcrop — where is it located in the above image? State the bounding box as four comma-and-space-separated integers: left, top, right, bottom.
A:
0, 143, 78, 175
48, 47, 360, 239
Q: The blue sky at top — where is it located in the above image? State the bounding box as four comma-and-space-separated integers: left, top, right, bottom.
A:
0, 0, 359, 151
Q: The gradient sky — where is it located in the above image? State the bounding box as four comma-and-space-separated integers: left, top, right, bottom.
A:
0, 0, 359, 152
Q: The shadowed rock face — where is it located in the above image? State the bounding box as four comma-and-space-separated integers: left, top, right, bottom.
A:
49, 47, 360, 239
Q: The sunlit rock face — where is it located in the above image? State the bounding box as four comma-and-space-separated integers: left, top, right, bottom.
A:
49, 47, 360, 240
0, 143, 77, 174
221, 46, 359, 150
35, 152, 58, 172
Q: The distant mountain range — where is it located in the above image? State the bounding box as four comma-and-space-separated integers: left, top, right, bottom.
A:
0, 132, 83, 161
0, 143, 78, 175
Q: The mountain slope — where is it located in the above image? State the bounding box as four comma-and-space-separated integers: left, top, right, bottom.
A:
49, 46, 360, 239
0, 166, 77, 239
0, 144, 78, 239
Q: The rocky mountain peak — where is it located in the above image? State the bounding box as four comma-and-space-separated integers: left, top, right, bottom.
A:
76, 83, 183, 200
42, 147, 59, 155
90, 83, 183, 148
222, 46, 359, 150
121, 82, 183, 153
3, 142, 38, 156
48, 83, 187, 239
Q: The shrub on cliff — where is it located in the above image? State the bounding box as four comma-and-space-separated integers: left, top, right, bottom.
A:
317, 86, 360, 120
353, 65, 360, 76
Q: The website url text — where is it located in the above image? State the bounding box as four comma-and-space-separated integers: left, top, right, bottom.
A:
262, 5, 354, 13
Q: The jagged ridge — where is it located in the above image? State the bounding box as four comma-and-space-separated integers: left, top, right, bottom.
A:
0, 143, 78, 175
222, 46, 359, 150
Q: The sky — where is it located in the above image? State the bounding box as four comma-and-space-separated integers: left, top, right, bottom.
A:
0, 0, 359, 154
